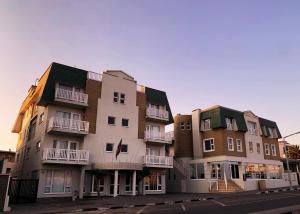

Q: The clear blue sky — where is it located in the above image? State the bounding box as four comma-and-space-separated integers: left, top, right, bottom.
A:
1, 0, 300, 151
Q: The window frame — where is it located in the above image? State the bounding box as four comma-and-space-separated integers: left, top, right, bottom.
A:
120, 93, 125, 104
265, 144, 270, 155
113, 92, 119, 103
227, 138, 234, 151
257, 143, 261, 154
203, 119, 211, 131
186, 122, 191, 130
271, 144, 277, 156
236, 139, 242, 152
203, 138, 215, 152
249, 141, 254, 153
180, 122, 185, 130
122, 118, 129, 127
121, 144, 128, 153
105, 143, 114, 152
108, 116, 116, 126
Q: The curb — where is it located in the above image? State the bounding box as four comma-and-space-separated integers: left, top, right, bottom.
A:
257, 187, 300, 194
71, 197, 215, 212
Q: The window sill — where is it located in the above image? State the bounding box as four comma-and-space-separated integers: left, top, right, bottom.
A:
203, 150, 215, 153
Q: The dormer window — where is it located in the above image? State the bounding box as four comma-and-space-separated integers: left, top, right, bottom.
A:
225, 118, 236, 131
202, 119, 211, 131
268, 128, 278, 138
247, 121, 257, 135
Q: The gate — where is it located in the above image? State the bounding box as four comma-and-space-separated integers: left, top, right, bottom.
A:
9, 179, 39, 204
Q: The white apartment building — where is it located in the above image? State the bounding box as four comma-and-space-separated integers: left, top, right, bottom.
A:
12, 62, 174, 199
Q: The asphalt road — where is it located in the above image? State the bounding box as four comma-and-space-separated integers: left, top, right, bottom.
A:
80, 191, 300, 214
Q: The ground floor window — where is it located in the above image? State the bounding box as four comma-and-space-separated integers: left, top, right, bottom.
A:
190, 163, 205, 179
92, 175, 104, 193
211, 163, 221, 179
268, 165, 282, 179
125, 173, 132, 192
44, 170, 72, 193
245, 164, 267, 179
144, 172, 162, 191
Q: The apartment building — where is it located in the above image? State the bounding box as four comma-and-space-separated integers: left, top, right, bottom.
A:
167, 105, 294, 193
12, 62, 174, 198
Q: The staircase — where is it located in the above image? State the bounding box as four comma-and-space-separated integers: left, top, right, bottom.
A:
210, 180, 243, 193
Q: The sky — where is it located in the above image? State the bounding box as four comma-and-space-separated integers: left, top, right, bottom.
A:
0, 0, 300, 151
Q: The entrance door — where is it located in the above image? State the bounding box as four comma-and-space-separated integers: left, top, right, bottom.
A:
211, 164, 221, 179
231, 164, 239, 179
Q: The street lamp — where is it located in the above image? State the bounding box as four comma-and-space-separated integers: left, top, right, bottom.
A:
283, 131, 300, 188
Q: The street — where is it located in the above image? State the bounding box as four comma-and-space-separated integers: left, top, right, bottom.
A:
74, 191, 300, 214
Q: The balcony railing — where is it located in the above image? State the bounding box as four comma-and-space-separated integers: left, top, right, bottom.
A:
144, 155, 173, 168
146, 108, 169, 121
55, 87, 88, 106
145, 131, 172, 144
42, 148, 89, 165
248, 128, 258, 135
48, 117, 89, 135
165, 131, 174, 141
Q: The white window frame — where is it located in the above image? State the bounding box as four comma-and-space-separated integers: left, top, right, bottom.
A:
113, 92, 119, 103
236, 139, 242, 152
91, 175, 104, 193
271, 144, 277, 156
105, 143, 114, 152
121, 144, 128, 153
203, 138, 215, 152
108, 116, 116, 125
180, 122, 185, 130
189, 163, 205, 180
249, 141, 253, 153
122, 118, 129, 127
120, 93, 125, 104
265, 144, 270, 155
247, 121, 257, 135
227, 138, 234, 151
203, 119, 211, 131
44, 170, 72, 194
144, 172, 162, 191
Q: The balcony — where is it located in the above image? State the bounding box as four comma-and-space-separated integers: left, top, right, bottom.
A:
146, 108, 169, 121
47, 117, 89, 136
55, 87, 88, 107
144, 155, 173, 168
42, 148, 89, 165
145, 131, 172, 144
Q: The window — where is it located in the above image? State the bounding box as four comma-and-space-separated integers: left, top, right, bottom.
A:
203, 138, 215, 152
268, 128, 278, 138
125, 173, 132, 192
180, 122, 185, 130
28, 118, 37, 140
121, 144, 128, 153
236, 139, 242, 152
245, 164, 267, 179
120, 93, 125, 104
39, 113, 45, 124
249, 141, 253, 153
108, 116, 116, 125
257, 143, 261, 154
271, 144, 277, 156
113, 92, 119, 103
36, 141, 41, 152
227, 138, 234, 151
225, 118, 236, 130
186, 122, 191, 130
122, 119, 129, 127
144, 172, 162, 191
44, 170, 72, 193
203, 119, 211, 131
189, 163, 205, 179
247, 121, 257, 135
262, 126, 268, 136
268, 165, 282, 179
106, 143, 114, 152
92, 175, 104, 193
265, 144, 270, 155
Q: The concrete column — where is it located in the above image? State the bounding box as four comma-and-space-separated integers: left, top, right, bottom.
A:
79, 167, 85, 199
113, 170, 118, 197
132, 170, 136, 196
192, 109, 203, 159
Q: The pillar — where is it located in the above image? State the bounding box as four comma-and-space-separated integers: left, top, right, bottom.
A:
79, 167, 85, 199
113, 170, 118, 197
132, 170, 136, 196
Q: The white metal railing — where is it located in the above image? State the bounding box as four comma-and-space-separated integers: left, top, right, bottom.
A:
42, 148, 89, 164
144, 131, 172, 143
248, 128, 258, 135
223, 170, 228, 190
88, 71, 102, 81
146, 107, 169, 120
48, 117, 89, 133
144, 155, 173, 167
55, 88, 88, 105
209, 180, 219, 191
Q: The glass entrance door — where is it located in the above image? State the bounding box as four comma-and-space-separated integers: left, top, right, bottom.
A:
211, 163, 221, 179
231, 164, 239, 179
109, 173, 120, 195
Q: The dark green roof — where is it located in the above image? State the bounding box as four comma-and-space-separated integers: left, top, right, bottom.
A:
200, 106, 248, 132
38, 62, 88, 106
259, 117, 282, 138
145, 87, 174, 124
